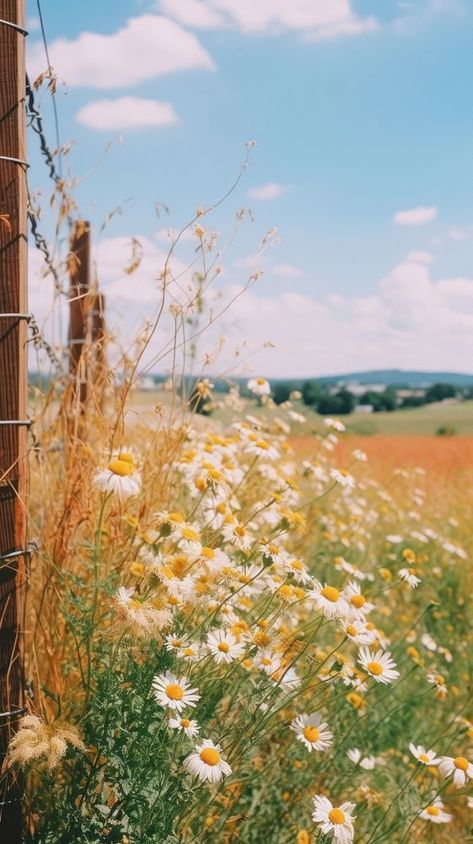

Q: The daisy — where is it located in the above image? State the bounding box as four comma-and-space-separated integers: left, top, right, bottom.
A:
358, 647, 400, 684
184, 739, 232, 783
168, 716, 199, 738
311, 581, 350, 620
340, 619, 375, 645
247, 376, 271, 397
92, 453, 141, 500
420, 798, 453, 824
291, 713, 333, 753
324, 418, 346, 432
206, 630, 245, 664
399, 568, 422, 589
438, 754, 473, 788
152, 672, 200, 713
347, 748, 376, 770
343, 581, 374, 618
409, 744, 440, 766
254, 649, 281, 676
330, 468, 355, 490
312, 794, 355, 843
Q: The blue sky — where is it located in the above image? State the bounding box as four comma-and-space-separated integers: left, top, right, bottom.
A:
26, 0, 473, 377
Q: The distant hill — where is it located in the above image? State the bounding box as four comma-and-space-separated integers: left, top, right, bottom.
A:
308, 370, 473, 388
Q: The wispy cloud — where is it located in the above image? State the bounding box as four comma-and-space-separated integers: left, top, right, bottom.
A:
272, 263, 304, 278
248, 182, 284, 201
77, 97, 178, 131
28, 15, 215, 89
158, 0, 379, 40
393, 205, 438, 226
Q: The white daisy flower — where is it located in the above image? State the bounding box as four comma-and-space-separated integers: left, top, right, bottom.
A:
254, 650, 281, 676
419, 798, 453, 824
438, 754, 473, 788
311, 581, 350, 619
343, 581, 374, 618
168, 716, 199, 738
92, 453, 141, 500
330, 468, 355, 489
347, 748, 376, 769
199, 546, 230, 574
340, 619, 375, 645
358, 647, 400, 684
324, 418, 346, 432
247, 377, 271, 396
409, 744, 440, 766
291, 713, 333, 752
399, 568, 422, 588
206, 630, 245, 664
184, 739, 232, 783
312, 794, 355, 843
152, 672, 200, 713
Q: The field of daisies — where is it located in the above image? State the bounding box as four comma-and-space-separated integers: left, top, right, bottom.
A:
8, 368, 470, 844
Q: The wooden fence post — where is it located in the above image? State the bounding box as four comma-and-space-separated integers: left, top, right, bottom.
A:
0, 1, 28, 839
68, 220, 90, 410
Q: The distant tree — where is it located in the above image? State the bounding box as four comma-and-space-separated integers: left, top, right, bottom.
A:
302, 380, 325, 406
359, 389, 396, 412
400, 396, 425, 408
317, 389, 354, 415
272, 382, 291, 405
425, 383, 456, 403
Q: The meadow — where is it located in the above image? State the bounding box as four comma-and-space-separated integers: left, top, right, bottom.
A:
6, 374, 470, 843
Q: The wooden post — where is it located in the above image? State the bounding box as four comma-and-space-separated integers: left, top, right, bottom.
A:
0, 1, 28, 839
68, 220, 90, 409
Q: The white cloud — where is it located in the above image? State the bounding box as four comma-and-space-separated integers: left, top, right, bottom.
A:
272, 262, 303, 277
406, 250, 434, 264
27, 15, 215, 89
76, 97, 178, 131
158, 0, 378, 39
29, 241, 473, 378
248, 182, 284, 200
449, 227, 468, 241
393, 206, 438, 226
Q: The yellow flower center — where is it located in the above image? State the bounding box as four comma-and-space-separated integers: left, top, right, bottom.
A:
200, 747, 221, 766
165, 683, 184, 700
180, 719, 191, 728
108, 459, 134, 477
183, 648, 195, 657
427, 806, 440, 816
328, 808, 345, 825
291, 559, 304, 570
255, 440, 269, 450
218, 642, 230, 653
257, 377, 267, 385
303, 725, 320, 743
367, 661, 383, 676
321, 586, 340, 603
118, 452, 135, 467
201, 547, 215, 559
182, 527, 200, 542
351, 594, 366, 609
419, 753, 430, 763
454, 756, 469, 771
346, 624, 358, 637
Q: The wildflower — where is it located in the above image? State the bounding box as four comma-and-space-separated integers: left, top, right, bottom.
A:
291, 713, 333, 753
419, 799, 452, 824
358, 647, 399, 684
206, 630, 245, 664
438, 754, 473, 788
115, 587, 171, 636
254, 649, 281, 676
340, 619, 375, 645
324, 418, 346, 432
184, 739, 232, 783
347, 748, 376, 769
152, 672, 200, 713
312, 794, 355, 843
169, 716, 199, 738
409, 744, 440, 765
343, 581, 373, 618
247, 376, 271, 396
92, 452, 141, 499
330, 469, 355, 490
399, 568, 421, 588
311, 581, 349, 620
8, 715, 84, 770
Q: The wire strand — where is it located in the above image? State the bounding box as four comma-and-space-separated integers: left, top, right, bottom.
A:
35, 0, 62, 179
